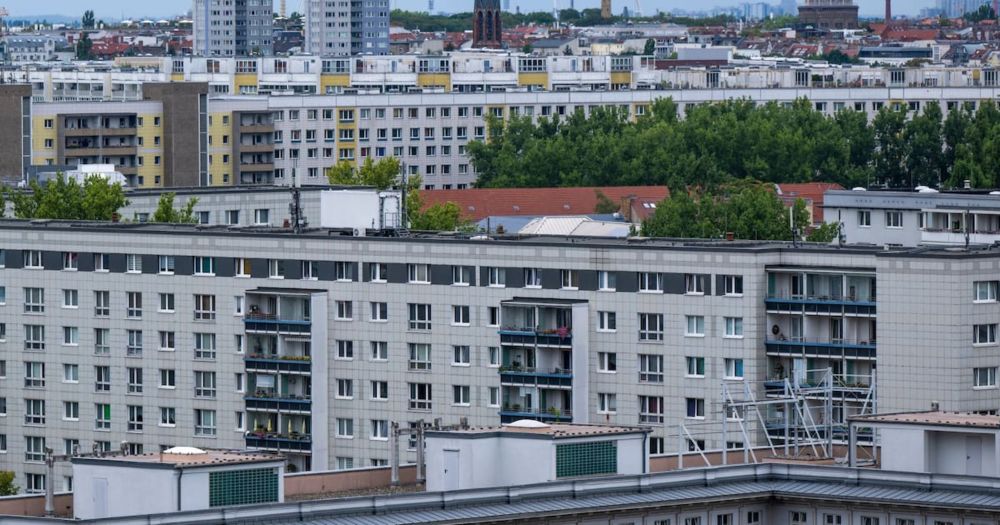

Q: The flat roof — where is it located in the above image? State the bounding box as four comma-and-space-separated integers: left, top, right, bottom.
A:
71, 449, 284, 470
428, 423, 649, 440
850, 410, 1000, 429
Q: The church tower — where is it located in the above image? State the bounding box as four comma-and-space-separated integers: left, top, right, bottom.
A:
473, 0, 503, 49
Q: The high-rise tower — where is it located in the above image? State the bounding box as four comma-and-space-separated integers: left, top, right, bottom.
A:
193, 0, 274, 56
304, 0, 390, 56
473, 0, 503, 49
601, 0, 612, 18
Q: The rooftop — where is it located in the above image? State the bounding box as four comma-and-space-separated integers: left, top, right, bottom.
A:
850, 410, 1000, 429
419, 186, 669, 221
428, 422, 649, 439
71, 448, 284, 469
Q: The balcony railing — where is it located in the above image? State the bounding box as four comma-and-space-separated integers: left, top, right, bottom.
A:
245, 395, 312, 413
766, 295, 875, 315
499, 407, 572, 424
765, 338, 876, 360
244, 312, 311, 334
499, 328, 572, 347
245, 433, 312, 452
499, 368, 572, 389
244, 355, 312, 374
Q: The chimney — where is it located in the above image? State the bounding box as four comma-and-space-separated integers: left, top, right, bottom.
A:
931, 400, 940, 411
884, 0, 892, 23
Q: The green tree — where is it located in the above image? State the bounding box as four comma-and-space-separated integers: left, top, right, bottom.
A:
151, 192, 199, 223
903, 100, 944, 187
0, 471, 18, 496
807, 222, 840, 243
594, 190, 620, 214
410, 202, 471, 231
643, 38, 656, 55
8, 175, 127, 221
82, 10, 96, 29
872, 107, 908, 188
326, 157, 402, 190
76, 32, 93, 60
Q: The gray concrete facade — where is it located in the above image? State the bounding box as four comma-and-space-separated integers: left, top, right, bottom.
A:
193, 0, 274, 57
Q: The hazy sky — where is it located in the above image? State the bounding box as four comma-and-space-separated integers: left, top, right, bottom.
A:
5, 0, 934, 20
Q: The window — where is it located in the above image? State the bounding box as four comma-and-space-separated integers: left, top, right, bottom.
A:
452, 305, 470, 325
336, 418, 354, 438
725, 358, 745, 379
194, 256, 215, 276
160, 369, 176, 388
523, 268, 542, 288
234, 296, 244, 316
974, 367, 997, 388
25, 325, 45, 351
126, 291, 143, 318
824, 515, 843, 525
409, 343, 432, 370
639, 395, 664, 423
371, 381, 389, 400
407, 263, 430, 283
127, 367, 143, 393
95, 403, 111, 430
94, 290, 110, 316
128, 405, 144, 432
369, 302, 388, 322
452, 266, 472, 285
560, 269, 579, 289
409, 382, 432, 410
974, 324, 997, 345
686, 316, 705, 336
370, 341, 388, 361
332, 261, 353, 281
336, 340, 354, 360
975, 281, 998, 302
451, 345, 472, 366
236, 258, 251, 277
746, 511, 762, 524
860, 518, 880, 525
63, 363, 79, 383
159, 331, 176, 352
160, 407, 176, 427
369, 263, 387, 282
126, 254, 142, 273
94, 254, 110, 272
25, 436, 45, 462
724, 275, 743, 296
195, 371, 217, 398
25, 361, 45, 388
639, 354, 664, 383
685, 274, 705, 294
598, 393, 617, 414
63, 402, 79, 421
254, 209, 270, 225
598, 271, 617, 291
336, 457, 354, 471
195, 409, 216, 436
488, 346, 500, 367
598, 311, 617, 332
408, 303, 432, 330
716, 514, 733, 525
371, 419, 389, 440
126, 329, 143, 356
639, 272, 663, 292
335, 300, 353, 320
336, 379, 354, 399
488, 306, 500, 327
23, 250, 42, 268
598, 352, 617, 373
194, 295, 216, 320
686, 357, 706, 377
158, 256, 176, 274
195, 333, 216, 360
268, 259, 285, 279
24, 287, 44, 313
686, 398, 706, 418
488, 387, 500, 407
61, 251, 79, 270
24, 399, 45, 425
886, 211, 903, 228
452, 385, 471, 405
94, 328, 110, 355
858, 210, 871, 227
724, 317, 744, 338
487, 267, 505, 287
95, 366, 110, 392
639, 313, 664, 341
225, 210, 240, 225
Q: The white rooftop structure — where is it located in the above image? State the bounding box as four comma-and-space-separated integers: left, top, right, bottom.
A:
518, 216, 631, 238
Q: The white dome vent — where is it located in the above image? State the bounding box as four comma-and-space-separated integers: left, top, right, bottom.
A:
162, 446, 207, 455
505, 419, 551, 429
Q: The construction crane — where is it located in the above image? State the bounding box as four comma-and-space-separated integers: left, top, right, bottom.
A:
0, 7, 8, 37
634, 0, 643, 17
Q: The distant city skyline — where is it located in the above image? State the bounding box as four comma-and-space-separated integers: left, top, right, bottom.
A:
1, 0, 945, 21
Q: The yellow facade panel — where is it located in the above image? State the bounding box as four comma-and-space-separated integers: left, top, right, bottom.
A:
610, 72, 632, 86
417, 73, 452, 91
517, 72, 549, 89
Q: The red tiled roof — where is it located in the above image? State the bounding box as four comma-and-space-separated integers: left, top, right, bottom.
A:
420, 186, 669, 221
776, 182, 844, 223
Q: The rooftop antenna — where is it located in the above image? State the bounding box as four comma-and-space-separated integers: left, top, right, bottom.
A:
289, 158, 306, 234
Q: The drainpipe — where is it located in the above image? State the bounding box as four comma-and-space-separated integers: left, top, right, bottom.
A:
641, 432, 648, 474
44, 450, 55, 517
176, 469, 184, 511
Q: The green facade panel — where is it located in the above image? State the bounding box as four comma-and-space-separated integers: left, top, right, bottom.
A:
555, 441, 617, 478
208, 468, 279, 507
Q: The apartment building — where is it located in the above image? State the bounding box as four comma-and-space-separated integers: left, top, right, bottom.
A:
824, 189, 1000, 247
193, 0, 274, 57
0, 220, 998, 491
304, 0, 390, 57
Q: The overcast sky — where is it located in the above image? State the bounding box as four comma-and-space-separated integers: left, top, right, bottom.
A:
5, 0, 934, 21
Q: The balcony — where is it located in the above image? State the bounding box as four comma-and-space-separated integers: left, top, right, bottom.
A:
499, 368, 572, 389
244, 311, 311, 335
765, 375, 873, 400
245, 394, 311, 414
499, 328, 572, 347
240, 162, 275, 172
245, 433, 311, 453
766, 295, 875, 316
765, 338, 876, 360
499, 407, 572, 424
244, 355, 311, 375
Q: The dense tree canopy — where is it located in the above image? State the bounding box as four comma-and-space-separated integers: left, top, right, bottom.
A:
8, 175, 128, 221
469, 98, 1000, 191
151, 193, 199, 224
